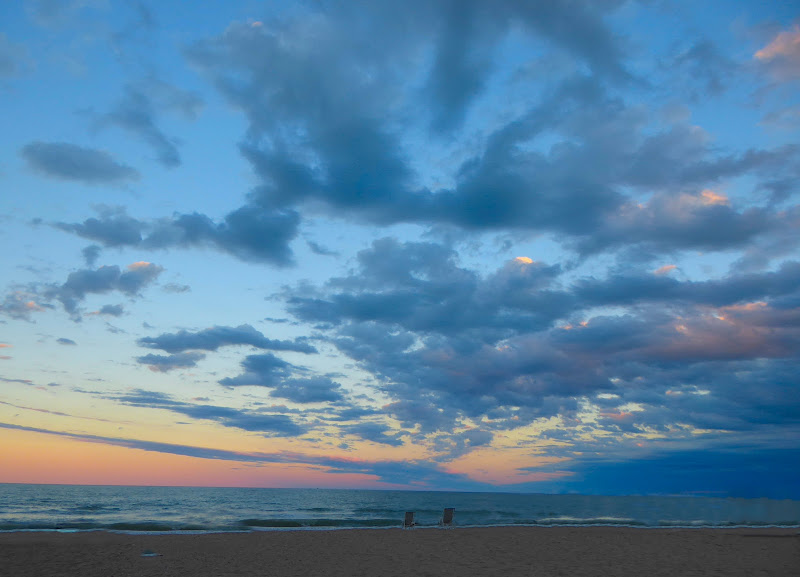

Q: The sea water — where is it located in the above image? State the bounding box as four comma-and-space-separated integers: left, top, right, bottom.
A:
1, 484, 798, 533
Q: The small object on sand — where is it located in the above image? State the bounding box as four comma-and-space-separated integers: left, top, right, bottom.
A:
141, 550, 161, 557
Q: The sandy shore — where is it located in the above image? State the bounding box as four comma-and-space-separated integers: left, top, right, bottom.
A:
0, 527, 797, 577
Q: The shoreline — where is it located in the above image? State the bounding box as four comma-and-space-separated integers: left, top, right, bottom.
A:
2, 521, 800, 534
1, 526, 797, 576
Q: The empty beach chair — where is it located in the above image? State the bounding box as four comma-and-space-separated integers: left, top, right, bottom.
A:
402, 511, 417, 528
439, 507, 455, 527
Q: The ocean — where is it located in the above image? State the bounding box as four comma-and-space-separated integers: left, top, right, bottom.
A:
1, 484, 798, 533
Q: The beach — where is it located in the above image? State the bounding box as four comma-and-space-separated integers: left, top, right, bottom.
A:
0, 527, 797, 577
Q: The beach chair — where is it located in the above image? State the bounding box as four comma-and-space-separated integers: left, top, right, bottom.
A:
439, 507, 455, 527
402, 511, 417, 528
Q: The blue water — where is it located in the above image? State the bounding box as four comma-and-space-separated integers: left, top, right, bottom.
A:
1, 484, 798, 533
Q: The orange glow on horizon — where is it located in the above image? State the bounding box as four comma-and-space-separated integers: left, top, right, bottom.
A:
0, 428, 389, 489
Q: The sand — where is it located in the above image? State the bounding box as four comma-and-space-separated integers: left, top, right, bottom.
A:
0, 527, 797, 577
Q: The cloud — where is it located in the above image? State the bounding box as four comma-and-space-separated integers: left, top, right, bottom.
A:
218, 353, 294, 388
667, 39, 737, 98
562, 446, 800, 499
56, 205, 300, 266
653, 264, 677, 276
137, 324, 317, 354
96, 304, 124, 316
20, 141, 140, 184
99, 86, 181, 168
136, 351, 206, 372
269, 376, 344, 403
112, 389, 306, 436
82, 245, 102, 267
162, 283, 190, 293
56, 337, 76, 345
178, 8, 798, 263
0, 288, 52, 320
0, 420, 488, 489
92, 78, 202, 168
754, 23, 800, 81
281, 236, 800, 459
56, 206, 145, 247
217, 353, 344, 404
45, 261, 163, 319
46, 6, 797, 274
343, 422, 404, 447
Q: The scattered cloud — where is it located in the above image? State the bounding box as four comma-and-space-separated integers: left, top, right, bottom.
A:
47, 261, 163, 319
111, 389, 307, 436
55, 205, 300, 266
137, 324, 317, 354
98, 86, 181, 168
21, 141, 140, 184
136, 351, 205, 372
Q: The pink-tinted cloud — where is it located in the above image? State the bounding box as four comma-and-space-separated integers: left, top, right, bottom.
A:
754, 24, 800, 80
654, 264, 677, 276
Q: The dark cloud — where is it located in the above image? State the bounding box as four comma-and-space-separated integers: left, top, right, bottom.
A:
21, 141, 140, 184
180, 7, 798, 261
137, 324, 316, 354
56, 337, 76, 345
56, 205, 300, 266
46, 4, 797, 273
81, 245, 101, 267
56, 206, 144, 247
282, 236, 800, 458
113, 389, 306, 436
96, 304, 124, 316
306, 240, 338, 256
162, 283, 190, 293
342, 422, 404, 447
562, 447, 800, 499
269, 377, 344, 404
666, 39, 737, 98
44, 261, 163, 319
217, 353, 344, 404
288, 238, 565, 339
136, 351, 206, 372
218, 353, 294, 388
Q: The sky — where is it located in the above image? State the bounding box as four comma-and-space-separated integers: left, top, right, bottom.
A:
1, 0, 799, 499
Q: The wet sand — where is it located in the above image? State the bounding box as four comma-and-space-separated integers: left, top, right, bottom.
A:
0, 526, 798, 577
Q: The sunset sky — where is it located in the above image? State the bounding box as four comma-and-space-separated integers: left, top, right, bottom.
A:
1, 0, 799, 498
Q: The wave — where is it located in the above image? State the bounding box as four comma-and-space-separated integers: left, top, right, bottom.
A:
0, 521, 215, 532
241, 518, 402, 528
